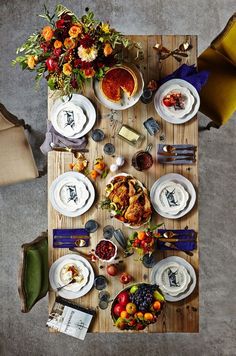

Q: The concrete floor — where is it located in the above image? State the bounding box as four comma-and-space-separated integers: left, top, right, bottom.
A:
1, 1, 236, 355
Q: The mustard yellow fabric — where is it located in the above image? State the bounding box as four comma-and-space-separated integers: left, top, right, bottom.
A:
211, 13, 236, 66
197, 14, 236, 126
198, 48, 236, 125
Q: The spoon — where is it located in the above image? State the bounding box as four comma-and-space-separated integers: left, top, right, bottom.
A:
54, 239, 87, 247
56, 278, 76, 291
163, 145, 195, 153
163, 231, 178, 239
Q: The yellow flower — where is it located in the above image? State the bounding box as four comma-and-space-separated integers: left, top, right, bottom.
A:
78, 45, 98, 62
64, 38, 75, 49
54, 40, 62, 49
27, 55, 37, 69
101, 22, 110, 34
63, 63, 72, 76
42, 26, 54, 41
104, 42, 113, 57
69, 24, 82, 38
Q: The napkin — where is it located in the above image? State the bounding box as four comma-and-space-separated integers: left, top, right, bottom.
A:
157, 144, 196, 165
40, 121, 87, 155
157, 229, 196, 251
159, 64, 209, 92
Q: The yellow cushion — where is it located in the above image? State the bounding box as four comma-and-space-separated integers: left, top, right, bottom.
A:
211, 14, 236, 66
198, 47, 236, 125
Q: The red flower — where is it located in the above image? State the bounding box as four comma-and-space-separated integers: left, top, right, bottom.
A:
80, 34, 95, 48
71, 78, 79, 89
53, 48, 62, 57
80, 61, 92, 70
74, 58, 82, 67
56, 19, 65, 29
61, 13, 72, 22
46, 58, 58, 72
40, 42, 50, 53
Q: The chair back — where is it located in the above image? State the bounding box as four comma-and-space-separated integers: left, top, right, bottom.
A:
18, 232, 48, 313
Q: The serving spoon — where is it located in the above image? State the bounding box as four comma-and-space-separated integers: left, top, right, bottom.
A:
54, 239, 87, 247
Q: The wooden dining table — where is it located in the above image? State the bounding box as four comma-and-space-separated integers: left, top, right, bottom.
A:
48, 35, 199, 333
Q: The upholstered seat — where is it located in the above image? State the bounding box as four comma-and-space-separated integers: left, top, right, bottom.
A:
0, 103, 39, 185
18, 233, 48, 313
197, 13, 236, 128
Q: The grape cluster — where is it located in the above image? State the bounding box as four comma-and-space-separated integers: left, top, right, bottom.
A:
129, 284, 157, 312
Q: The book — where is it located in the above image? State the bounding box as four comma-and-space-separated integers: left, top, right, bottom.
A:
46, 297, 96, 340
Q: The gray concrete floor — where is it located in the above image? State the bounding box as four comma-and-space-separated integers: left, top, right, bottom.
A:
1, 1, 236, 355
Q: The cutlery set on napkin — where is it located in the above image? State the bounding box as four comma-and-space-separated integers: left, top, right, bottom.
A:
157, 144, 196, 164
53, 229, 90, 248
157, 229, 197, 253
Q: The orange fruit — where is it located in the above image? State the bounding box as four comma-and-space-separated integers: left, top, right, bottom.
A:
153, 301, 161, 311
137, 231, 146, 241
135, 311, 144, 320
120, 311, 129, 319
90, 170, 100, 180
144, 312, 154, 321
94, 161, 106, 171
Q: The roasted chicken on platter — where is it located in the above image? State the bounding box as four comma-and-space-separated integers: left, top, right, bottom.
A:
100, 174, 152, 227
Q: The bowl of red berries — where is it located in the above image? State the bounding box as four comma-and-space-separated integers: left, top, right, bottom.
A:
94, 239, 117, 263
111, 283, 165, 331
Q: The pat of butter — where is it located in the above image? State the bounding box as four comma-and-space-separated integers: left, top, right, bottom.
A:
118, 125, 142, 145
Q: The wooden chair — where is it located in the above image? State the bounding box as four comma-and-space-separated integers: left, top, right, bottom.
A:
0, 103, 41, 186
198, 13, 236, 129
18, 232, 48, 313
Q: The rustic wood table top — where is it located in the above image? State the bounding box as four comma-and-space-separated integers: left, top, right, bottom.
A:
48, 35, 199, 333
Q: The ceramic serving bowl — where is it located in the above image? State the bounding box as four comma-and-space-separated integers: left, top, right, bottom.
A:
94, 239, 118, 263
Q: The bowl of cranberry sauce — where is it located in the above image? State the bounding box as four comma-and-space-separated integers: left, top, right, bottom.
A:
94, 239, 118, 263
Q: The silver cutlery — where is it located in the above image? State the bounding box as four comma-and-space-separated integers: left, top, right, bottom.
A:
163, 156, 196, 162
163, 144, 196, 153
56, 278, 76, 291
54, 240, 87, 247
163, 242, 194, 256
158, 238, 195, 243
158, 152, 195, 157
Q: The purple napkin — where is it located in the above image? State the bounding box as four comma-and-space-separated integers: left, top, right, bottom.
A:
159, 64, 209, 92
40, 121, 87, 155
157, 229, 196, 251
157, 144, 196, 165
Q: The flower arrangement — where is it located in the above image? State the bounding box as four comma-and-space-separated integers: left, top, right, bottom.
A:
12, 5, 139, 96
127, 225, 163, 257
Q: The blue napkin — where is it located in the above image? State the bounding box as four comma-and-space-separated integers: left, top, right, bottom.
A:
157, 229, 196, 251
159, 64, 209, 92
157, 144, 196, 165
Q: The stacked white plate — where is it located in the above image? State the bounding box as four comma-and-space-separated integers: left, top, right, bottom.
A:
50, 94, 96, 138
49, 254, 95, 299
151, 256, 196, 302
49, 171, 95, 217
154, 79, 200, 124
150, 173, 196, 219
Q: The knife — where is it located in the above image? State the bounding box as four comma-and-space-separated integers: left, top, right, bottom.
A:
158, 152, 195, 157
163, 242, 194, 256
52, 147, 89, 153
158, 238, 195, 243
54, 235, 89, 239
162, 156, 196, 162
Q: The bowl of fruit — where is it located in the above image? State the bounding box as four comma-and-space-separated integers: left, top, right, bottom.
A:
111, 283, 165, 331
94, 239, 117, 263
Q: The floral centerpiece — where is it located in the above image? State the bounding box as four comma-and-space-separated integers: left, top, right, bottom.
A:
12, 5, 140, 96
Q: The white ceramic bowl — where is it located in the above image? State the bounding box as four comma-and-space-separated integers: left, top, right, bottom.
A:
94, 239, 118, 263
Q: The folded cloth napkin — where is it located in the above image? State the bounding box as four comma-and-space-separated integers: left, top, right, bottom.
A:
40, 121, 87, 155
157, 229, 196, 251
159, 64, 209, 92
157, 144, 196, 165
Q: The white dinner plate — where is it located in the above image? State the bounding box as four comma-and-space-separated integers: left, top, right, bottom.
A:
93, 63, 144, 110
151, 256, 197, 302
154, 79, 200, 124
153, 181, 189, 215
49, 172, 95, 217
54, 177, 89, 212
50, 94, 96, 138
49, 254, 95, 299
57, 259, 89, 292
150, 173, 196, 219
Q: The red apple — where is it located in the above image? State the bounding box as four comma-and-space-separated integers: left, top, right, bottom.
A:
136, 323, 145, 330
117, 291, 130, 306
119, 272, 133, 284
106, 264, 118, 276
113, 303, 126, 317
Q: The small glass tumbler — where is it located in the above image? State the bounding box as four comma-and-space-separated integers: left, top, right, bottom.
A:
94, 275, 108, 290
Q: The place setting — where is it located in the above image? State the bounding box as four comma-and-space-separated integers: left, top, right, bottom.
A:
157, 144, 197, 164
